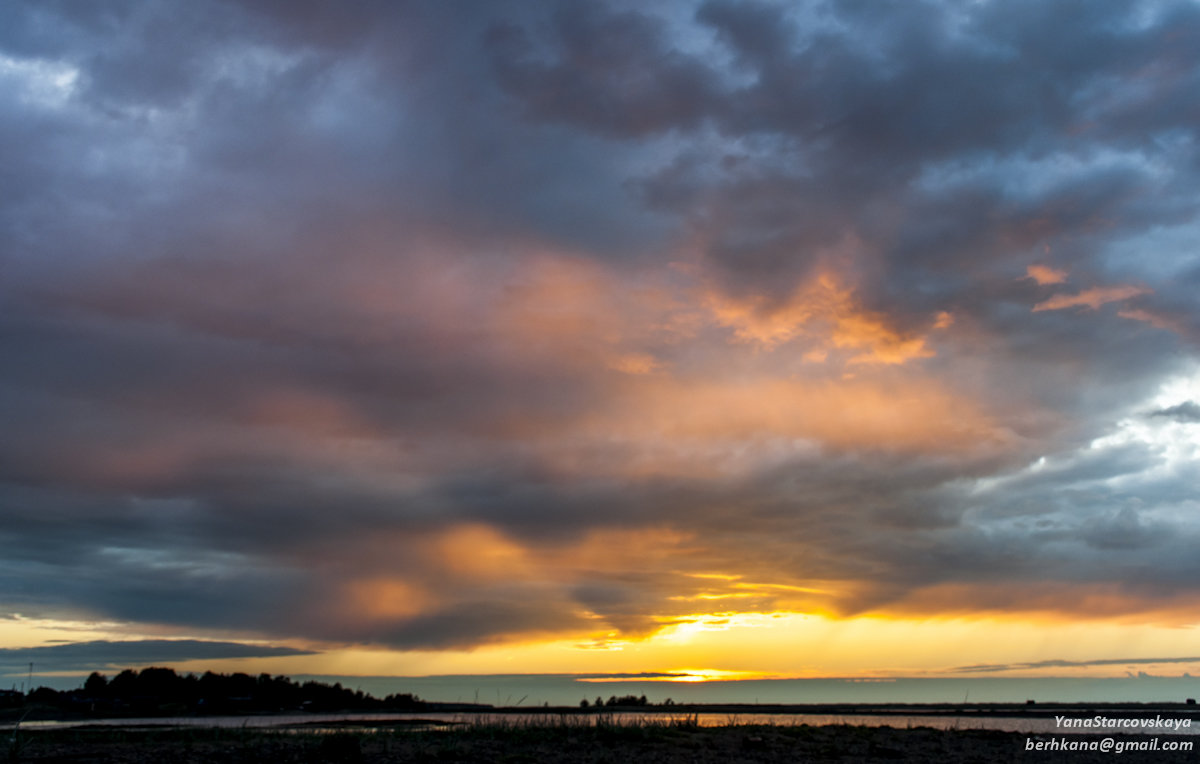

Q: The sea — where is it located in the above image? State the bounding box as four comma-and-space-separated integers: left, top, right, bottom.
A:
17, 673, 1200, 707
296, 674, 1200, 707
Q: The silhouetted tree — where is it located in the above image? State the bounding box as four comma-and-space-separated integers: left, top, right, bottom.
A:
83, 672, 108, 696
382, 692, 424, 710
29, 686, 61, 703
138, 667, 182, 701
604, 694, 648, 707
108, 669, 139, 698
227, 672, 256, 698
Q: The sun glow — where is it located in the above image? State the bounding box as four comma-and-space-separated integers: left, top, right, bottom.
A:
8, 607, 1200, 687
576, 668, 768, 683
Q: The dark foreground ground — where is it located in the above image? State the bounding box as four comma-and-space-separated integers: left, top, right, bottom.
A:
7, 722, 1198, 764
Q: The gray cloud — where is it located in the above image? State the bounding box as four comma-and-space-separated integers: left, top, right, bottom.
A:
1, 0, 1199, 653
953, 656, 1200, 675
1151, 401, 1200, 423
0, 640, 315, 675
486, 4, 721, 138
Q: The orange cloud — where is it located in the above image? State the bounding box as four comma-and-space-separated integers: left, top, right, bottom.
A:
436, 524, 534, 580
493, 252, 700, 370
1032, 284, 1150, 311
706, 271, 940, 365
341, 579, 432, 621
1025, 264, 1068, 285
1118, 307, 1188, 334
832, 312, 934, 365
705, 284, 832, 348
606, 374, 1007, 459
607, 353, 662, 375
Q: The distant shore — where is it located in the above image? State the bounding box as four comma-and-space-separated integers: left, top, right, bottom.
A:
7, 699, 1200, 725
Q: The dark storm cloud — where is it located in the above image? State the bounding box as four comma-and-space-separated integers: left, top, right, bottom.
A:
486, 4, 720, 137
2, 0, 1200, 653
364, 599, 591, 651
493, 0, 1200, 318
0, 640, 315, 675
1151, 401, 1200, 423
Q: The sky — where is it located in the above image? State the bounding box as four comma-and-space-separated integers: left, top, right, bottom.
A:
2, 0, 1200, 691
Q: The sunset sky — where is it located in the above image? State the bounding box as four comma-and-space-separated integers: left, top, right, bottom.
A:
3, 0, 1200, 688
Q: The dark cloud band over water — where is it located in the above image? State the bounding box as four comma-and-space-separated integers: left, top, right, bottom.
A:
0, 640, 315, 675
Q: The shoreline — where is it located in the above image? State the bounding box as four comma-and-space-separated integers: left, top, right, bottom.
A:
7, 699, 1200, 725
9, 720, 1199, 763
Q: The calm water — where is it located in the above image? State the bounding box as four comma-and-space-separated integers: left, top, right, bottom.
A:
21, 674, 1200, 706
8, 711, 1200, 736
298, 674, 1200, 707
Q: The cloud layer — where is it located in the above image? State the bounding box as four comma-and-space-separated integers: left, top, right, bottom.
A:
2, 0, 1199, 655
0, 640, 315, 675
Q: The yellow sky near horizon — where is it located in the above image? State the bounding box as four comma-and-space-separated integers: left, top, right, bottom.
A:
6, 610, 1200, 682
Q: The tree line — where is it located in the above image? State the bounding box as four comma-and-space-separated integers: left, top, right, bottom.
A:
2, 667, 425, 715
579, 694, 656, 707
